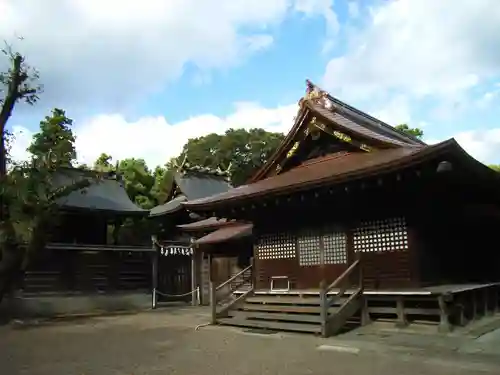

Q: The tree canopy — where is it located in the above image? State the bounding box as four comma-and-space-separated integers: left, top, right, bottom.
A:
395, 124, 424, 139
28, 108, 76, 167
179, 128, 285, 186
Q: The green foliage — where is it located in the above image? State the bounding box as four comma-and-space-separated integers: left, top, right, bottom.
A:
28, 108, 76, 167
179, 128, 285, 186
489, 165, 500, 172
93, 153, 114, 172
395, 124, 424, 139
150, 166, 174, 205
117, 158, 156, 209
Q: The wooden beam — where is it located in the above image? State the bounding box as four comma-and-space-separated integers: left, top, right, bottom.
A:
309, 116, 375, 153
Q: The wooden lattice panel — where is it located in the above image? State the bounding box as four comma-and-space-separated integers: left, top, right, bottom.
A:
353, 217, 409, 253
297, 231, 321, 266
256, 233, 296, 260
323, 229, 348, 264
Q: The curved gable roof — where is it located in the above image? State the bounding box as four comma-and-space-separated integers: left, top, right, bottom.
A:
53, 168, 147, 214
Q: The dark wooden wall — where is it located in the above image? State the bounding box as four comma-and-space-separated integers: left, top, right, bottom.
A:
251, 184, 424, 290
19, 249, 152, 294
253, 218, 417, 290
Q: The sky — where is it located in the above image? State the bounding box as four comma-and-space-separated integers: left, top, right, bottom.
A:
2, 0, 500, 168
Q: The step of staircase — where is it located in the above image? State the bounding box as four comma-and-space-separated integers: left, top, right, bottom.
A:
216, 292, 361, 335
228, 310, 323, 323
217, 317, 321, 333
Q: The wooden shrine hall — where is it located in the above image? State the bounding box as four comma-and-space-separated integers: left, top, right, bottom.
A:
4, 168, 153, 319
149, 157, 236, 305
183, 80, 500, 336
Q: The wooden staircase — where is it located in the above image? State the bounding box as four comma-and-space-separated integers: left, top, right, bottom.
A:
211, 259, 367, 337
218, 294, 359, 334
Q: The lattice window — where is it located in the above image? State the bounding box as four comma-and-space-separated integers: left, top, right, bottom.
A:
256, 233, 296, 260
298, 231, 321, 266
353, 217, 408, 253
323, 228, 347, 264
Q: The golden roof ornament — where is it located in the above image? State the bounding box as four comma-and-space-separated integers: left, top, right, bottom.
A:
300, 79, 335, 111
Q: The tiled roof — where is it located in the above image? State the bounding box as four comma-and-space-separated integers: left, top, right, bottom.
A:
184, 139, 459, 209
53, 168, 147, 214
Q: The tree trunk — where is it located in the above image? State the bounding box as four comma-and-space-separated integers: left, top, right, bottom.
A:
0, 220, 22, 304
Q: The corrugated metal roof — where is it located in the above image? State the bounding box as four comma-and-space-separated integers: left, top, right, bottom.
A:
184, 139, 458, 209
53, 168, 147, 214
194, 223, 253, 245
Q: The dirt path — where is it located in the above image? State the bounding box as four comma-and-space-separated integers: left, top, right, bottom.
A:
1, 308, 499, 375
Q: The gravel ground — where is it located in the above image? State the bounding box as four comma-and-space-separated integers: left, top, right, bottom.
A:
1, 308, 499, 375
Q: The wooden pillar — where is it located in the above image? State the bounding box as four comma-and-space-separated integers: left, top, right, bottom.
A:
494, 285, 500, 313
190, 241, 199, 306
457, 294, 468, 326
395, 296, 408, 327
208, 253, 217, 324
485, 288, 492, 316
151, 235, 159, 309
319, 237, 328, 337
437, 295, 451, 333
360, 297, 371, 326
113, 217, 122, 245
320, 280, 328, 337
358, 253, 370, 326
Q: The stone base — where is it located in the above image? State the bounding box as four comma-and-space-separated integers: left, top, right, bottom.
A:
0, 292, 152, 319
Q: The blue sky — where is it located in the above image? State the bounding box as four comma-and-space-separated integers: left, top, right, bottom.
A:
3, 0, 500, 167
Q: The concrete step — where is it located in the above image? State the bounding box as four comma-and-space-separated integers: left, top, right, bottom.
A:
218, 317, 321, 333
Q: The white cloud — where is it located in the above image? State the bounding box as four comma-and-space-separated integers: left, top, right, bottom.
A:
323, 0, 500, 101
9, 103, 297, 168
453, 129, 500, 164
347, 2, 360, 18
11, 99, 500, 169
0, 0, 338, 112
294, 0, 340, 53
425, 128, 500, 164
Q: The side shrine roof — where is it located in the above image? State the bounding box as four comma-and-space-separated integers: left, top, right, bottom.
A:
193, 223, 253, 246
53, 168, 147, 215
183, 139, 499, 210
177, 217, 238, 231
149, 165, 232, 217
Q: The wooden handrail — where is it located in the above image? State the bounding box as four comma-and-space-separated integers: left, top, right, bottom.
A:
326, 259, 360, 293
215, 264, 252, 292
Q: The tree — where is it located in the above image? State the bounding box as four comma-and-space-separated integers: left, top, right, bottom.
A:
150, 165, 174, 205
489, 165, 500, 172
116, 158, 156, 209
28, 108, 76, 167
93, 153, 114, 172
395, 124, 424, 139
179, 128, 285, 186
0, 43, 43, 302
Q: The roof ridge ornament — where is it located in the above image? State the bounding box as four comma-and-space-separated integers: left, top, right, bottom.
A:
301, 79, 334, 110
175, 155, 232, 181
173, 152, 189, 172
